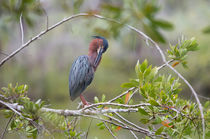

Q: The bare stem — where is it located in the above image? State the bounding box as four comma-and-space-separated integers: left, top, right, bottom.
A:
20, 13, 24, 45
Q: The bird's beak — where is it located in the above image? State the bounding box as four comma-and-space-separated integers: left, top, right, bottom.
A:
94, 46, 103, 67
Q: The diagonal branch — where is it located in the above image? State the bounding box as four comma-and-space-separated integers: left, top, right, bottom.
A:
0, 13, 90, 67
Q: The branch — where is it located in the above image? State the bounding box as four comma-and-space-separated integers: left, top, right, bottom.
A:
157, 59, 174, 71
0, 13, 90, 67
0, 100, 43, 133
81, 102, 150, 111
103, 121, 118, 139
20, 13, 24, 45
3, 100, 200, 138
108, 87, 136, 103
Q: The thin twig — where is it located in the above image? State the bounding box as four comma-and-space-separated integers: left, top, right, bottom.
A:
20, 13, 24, 45
42, 7, 49, 30
82, 102, 150, 111
197, 94, 210, 101
0, 113, 14, 139
126, 89, 138, 104
85, 119, 93, 139
114, 112, 138, 139
103, 121, 118, 139
157, 59, 174, 71
108, 87, 136, 103
64, 116, 71, 139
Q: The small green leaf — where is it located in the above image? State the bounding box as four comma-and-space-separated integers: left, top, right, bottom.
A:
121, 82, 137, 88
155, 126, 164, 135
94, 96, 99, 103
97, 122, 104, 126
101, 94, 106, 102
140, 59, 148, 72
10, 120, 16, 129
139, 118, 149, 124
70, 130, 76, 137
149, 99, 159, 106
152, 19, 174, 30
138, 108, 149, 115
135, 60, 140, 77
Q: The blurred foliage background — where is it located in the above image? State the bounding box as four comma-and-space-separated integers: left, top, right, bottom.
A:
0, 0, 210, 138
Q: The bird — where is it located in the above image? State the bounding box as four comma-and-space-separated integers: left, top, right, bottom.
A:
69, 36, 108, 105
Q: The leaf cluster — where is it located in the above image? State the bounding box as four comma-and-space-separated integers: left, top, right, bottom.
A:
93, 0, 173, 42
167, 37, 199, 68
119, 59, 206, 138
0, 83, 45, 138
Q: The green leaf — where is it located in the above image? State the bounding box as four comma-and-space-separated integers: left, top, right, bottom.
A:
139, 118, 149, 124
138, 108, 149, 115
70, 130, 76, 137
135, 60, 140, 77
206, 131, 210, 137
149, 99, 159, 106
202, 25, 210, 34
10, 120, 16, 129
121, 82, 137, 88
97, 122, 104, 126
152, 19, 174, 30
155, 126, 164, 135
102, 94, 106, 102
151, 116, 162, 124
94, 96, 99, 103
140, 59, 148, 72
204, 101, 210, 108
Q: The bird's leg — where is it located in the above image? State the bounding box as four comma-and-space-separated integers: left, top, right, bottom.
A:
80, 94, 88, 106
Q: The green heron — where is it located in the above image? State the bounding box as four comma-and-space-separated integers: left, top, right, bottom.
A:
69, 36, 108, 105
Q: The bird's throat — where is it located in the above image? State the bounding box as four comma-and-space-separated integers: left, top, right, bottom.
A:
88, 52, 101, 71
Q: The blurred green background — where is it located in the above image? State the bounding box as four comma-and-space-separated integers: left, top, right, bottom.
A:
0, 0, 210, 138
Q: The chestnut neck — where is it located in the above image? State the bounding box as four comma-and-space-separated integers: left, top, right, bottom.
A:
88, 50, 101, 71
88, 39, 103, 71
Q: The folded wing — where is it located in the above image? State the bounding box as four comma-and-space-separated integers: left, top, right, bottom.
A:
69, 55, 94, 100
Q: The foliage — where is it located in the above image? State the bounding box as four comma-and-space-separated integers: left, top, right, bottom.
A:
167, 37, 199, 68
1, 83, 44, 138
97, 0, 174, 42
120, 59, 209, 138
0, 0, 173, 44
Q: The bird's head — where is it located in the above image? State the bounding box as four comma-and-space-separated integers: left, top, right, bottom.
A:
89, 36, 109, 67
